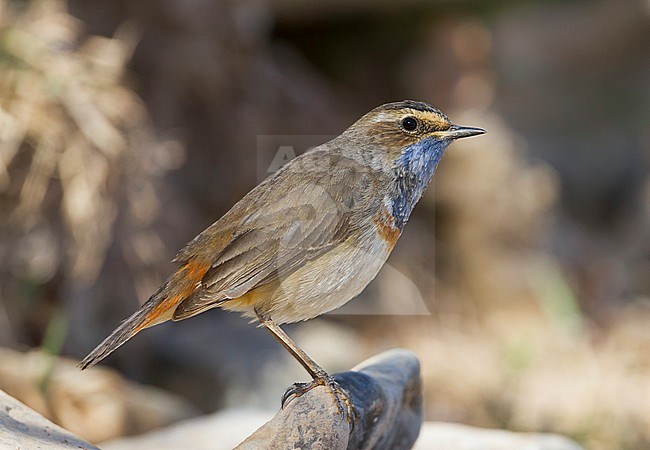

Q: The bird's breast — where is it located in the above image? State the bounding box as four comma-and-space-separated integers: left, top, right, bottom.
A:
241, 217, 397, 324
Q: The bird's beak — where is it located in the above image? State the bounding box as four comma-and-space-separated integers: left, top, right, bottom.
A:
438, 125, 486, 140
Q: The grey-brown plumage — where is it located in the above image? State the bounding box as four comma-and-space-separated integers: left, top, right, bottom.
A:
78, 100, 485, 414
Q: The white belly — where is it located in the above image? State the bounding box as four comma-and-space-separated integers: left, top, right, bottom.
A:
261, 232, 393, 324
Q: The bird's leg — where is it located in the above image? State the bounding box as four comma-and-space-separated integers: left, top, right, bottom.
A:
255, 308, 326, 379
255, 308, 355, 420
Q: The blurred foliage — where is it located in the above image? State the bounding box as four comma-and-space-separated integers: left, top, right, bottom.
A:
0, 0, 649, 449
0, 0, 182, 348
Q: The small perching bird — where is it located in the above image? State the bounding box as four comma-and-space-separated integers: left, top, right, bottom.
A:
79, 100, 485, 416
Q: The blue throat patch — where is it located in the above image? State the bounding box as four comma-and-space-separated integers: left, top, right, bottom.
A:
391, 137, 450, 229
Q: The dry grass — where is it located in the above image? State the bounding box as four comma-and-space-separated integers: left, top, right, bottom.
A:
0, 0, 189, 362
0, 0, 183, 291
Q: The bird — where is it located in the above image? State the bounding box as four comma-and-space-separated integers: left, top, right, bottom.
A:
78, 100, 485, 417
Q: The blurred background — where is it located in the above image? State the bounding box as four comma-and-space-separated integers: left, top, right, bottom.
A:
0, 0, 648, 448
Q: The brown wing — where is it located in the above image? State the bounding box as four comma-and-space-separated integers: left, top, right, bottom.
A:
172, 150, 372, 320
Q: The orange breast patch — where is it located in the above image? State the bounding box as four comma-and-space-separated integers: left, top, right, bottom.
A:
372, 207, 401, 248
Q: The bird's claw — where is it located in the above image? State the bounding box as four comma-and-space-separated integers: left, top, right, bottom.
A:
281, 381, 311, 408
281, 375, 358, 423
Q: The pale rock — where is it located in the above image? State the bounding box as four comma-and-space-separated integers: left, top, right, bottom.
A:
0, 347, 199, 443
0, 389, 97, 449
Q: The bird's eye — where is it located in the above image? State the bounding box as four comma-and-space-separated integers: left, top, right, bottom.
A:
401, 116, 419, 132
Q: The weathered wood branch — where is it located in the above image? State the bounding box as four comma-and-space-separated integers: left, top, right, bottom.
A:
236, 349, 423, 450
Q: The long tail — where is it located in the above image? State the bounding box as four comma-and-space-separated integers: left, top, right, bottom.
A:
78, 260, 210, 370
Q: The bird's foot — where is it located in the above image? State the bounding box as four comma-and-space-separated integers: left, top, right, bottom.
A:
282, 373, 357, 422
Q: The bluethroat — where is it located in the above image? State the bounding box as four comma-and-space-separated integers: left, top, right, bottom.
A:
79, 100, 485, 416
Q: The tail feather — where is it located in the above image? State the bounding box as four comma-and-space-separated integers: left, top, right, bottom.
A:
77, 297, 161, 370
78, 260, 211, 370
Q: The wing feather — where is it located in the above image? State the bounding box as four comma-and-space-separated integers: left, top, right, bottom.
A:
172, 151, 371, 320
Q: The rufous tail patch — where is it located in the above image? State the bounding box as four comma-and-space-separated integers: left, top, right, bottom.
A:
135, 259, 211, 332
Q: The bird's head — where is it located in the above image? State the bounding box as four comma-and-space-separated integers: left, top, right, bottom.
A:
346, 100, 485, 167
339, 100, 486, 227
